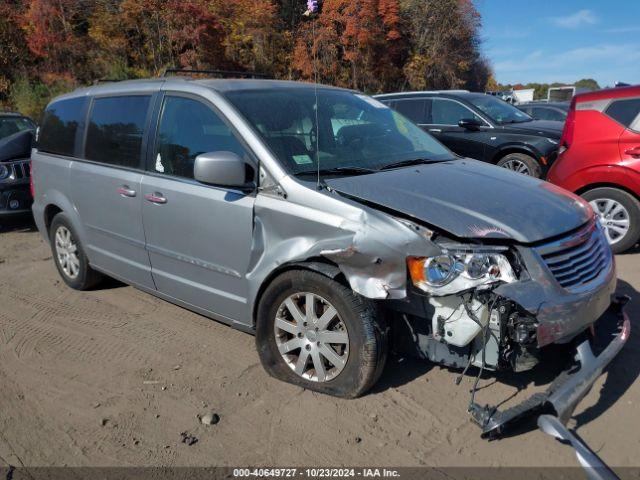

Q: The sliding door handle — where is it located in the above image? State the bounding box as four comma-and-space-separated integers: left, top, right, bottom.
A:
117, 185, 136, 197
144, 192, 167, 204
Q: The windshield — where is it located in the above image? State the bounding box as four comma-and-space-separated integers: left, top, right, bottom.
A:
223, 88, 455, 175
467, 95, 532, 124
0, 117, 34, 139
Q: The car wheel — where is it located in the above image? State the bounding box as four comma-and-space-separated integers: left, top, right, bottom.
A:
256, 269, 387, 398
497, 153, 541, 178
582, 188, 640, 254
49, 213, 103, 290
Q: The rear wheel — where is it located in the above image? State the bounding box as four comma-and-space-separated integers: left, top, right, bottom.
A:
49, 213, 103, 290
582, 187, 640, 254
497, 152, 541, 178
256, 270, 387, 398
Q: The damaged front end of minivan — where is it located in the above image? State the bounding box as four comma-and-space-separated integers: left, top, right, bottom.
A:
249, 163, 629, 477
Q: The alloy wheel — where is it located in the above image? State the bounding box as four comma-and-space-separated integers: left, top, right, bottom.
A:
590, 198, 631, 245
500, 158, 531, 175
54, 226, 80, 279
274, 292, 349, 382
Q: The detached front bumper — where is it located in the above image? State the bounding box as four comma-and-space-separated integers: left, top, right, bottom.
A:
471, 296, 630, 478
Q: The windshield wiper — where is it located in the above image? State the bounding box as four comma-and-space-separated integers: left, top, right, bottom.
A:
501, 118, 532, 124
296, 166, 377, 176
378, 158, 445, 170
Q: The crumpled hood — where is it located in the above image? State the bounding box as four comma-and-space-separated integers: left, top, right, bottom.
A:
325, 159, 592, 243
500, 119, 563, 139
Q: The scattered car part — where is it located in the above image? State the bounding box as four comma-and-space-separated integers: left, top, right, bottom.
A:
469, 297, 629, 479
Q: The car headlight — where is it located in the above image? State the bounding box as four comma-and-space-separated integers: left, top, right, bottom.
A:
0, 165, 9, 180
407, 247, 517, 296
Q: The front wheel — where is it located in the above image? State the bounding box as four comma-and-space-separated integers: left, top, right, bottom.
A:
256, 270, 387, 398
582, 187, 640, 254
496, 153, 541, 178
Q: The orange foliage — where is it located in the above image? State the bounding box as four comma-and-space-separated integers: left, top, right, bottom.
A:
292, 0, 404, 92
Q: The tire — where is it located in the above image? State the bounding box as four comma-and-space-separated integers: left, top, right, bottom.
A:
49, 212, 103, 290
256, 269, 387, 398
496, 152, 541, 178
582, 187, 640, 254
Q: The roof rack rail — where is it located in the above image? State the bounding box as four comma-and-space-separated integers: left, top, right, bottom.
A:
93, 78, 124, 85
162, 68, 270, 79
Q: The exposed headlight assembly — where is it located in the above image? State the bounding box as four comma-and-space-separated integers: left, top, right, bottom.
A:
0, 165, 9, 180
407, 247, 517, 296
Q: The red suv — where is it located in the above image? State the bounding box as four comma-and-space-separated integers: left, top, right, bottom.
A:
547, 85, 640, 253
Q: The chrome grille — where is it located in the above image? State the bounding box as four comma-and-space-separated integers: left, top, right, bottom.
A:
536, 222, 611, 290
6, 160, 30, 180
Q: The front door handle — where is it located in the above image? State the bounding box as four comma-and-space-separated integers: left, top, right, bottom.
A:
625, 147, 640, 158
117, 185, 136, 197
428, 128, 442, 133
144, 192, 167, 204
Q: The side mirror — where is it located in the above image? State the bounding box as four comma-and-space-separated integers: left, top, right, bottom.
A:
193, 151, 252, 189
458, 118, 483, 130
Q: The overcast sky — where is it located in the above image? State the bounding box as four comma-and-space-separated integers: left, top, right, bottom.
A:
477, 0, 640, 87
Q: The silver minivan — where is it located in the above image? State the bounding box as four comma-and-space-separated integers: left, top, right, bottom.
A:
32, 76, 629, 447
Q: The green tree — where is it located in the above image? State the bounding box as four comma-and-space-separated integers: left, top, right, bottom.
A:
574, 78, 600, 91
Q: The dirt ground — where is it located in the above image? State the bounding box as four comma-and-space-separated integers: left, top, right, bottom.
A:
0, 216, 638, 470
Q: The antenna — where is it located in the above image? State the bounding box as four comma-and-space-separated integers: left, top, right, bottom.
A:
313, 19, 321, 190
304, 0, 322, 190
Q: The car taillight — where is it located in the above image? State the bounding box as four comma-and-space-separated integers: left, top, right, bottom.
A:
29, 161, 35, 198
559, 97, 576, 152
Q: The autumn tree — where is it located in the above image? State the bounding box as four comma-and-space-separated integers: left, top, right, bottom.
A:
20, 0, 95, 83
400, 0, 485, 90
0, 0, 501, 117
0, 1, 29, 98
210, 0, 284, 75
292, 0, 404, 92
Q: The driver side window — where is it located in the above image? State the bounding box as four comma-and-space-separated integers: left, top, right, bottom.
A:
154, 96, 246, 179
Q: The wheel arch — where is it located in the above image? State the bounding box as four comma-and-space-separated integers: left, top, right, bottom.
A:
39, 191, 88, 251
251, 258, 346, 328
44, 204, 63, 233
491, 145, 539, 164
575, 182, 640, 201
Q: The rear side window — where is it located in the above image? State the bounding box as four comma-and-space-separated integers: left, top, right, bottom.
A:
85, 95, 151, 168
393, 99, 427, 124
605, 98, 640, 128
38, 98, 86, 156
532, 107, 566, 122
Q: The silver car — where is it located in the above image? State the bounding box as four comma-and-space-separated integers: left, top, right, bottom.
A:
31, 77, 629, 459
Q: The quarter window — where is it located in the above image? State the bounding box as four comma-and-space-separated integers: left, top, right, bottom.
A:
605, 98, 640, 129
154, 96, 246, 179
393, 99, 427, 124
85, 95, 151, 168
38, 98, 86, 156
430, 99, 483, 125
531, 107, 566, 121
